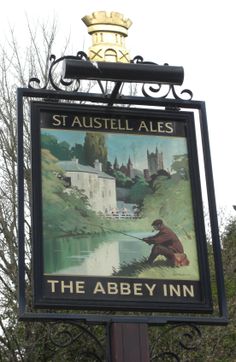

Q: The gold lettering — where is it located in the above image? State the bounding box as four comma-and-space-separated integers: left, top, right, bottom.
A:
61, 281, 73, 293
75, 281, 85, 294
52, 115, 68, 126
165, 122, 174, 133
72, 116, 83, 127
47, 280, 59, 293
120, 283, 131, 295
83, 117, 93, 128
107, 282, 119, 295
93, 282, 106, 294
169, 284, 181, 297
125, 119, 134, 131
163, 284, 168, 296
117, 119, 126, 131
145, 283, 156, 296
183, 285, 195, 297
150, 121, 157, 132
93, 118, 103, 129
157, 122, 166, 133
133, 283, 143, 295
110, 119, 118, 130
138, 120, 149, 132
163, 284, 194, 297
103, 118, 110, 129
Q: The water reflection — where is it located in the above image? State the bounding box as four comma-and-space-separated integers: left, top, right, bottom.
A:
45, 232, 151, 276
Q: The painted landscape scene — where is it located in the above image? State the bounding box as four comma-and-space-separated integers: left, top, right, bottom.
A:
41, 128, 200, 281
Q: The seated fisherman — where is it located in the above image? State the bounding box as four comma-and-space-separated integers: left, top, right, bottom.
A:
143, 219, 189, 267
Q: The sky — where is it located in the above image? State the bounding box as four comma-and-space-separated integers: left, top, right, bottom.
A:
41, 128, 187, 171
1, 0, 235, 216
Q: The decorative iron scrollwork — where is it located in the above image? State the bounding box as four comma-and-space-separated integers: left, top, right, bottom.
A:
28, 51, 89, 91
35, 321, 202, 361
142, 83, 193, 100
150, 323, 202, 361
28, 51, 193, 101
132, 55, 193, 100
45, 322, 106, 361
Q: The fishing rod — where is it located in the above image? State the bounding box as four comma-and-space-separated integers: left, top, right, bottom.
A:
84, 220, 144, 241
102, 225, 144, 241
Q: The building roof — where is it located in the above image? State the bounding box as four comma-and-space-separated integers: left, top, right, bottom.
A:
57, 159, 115, 180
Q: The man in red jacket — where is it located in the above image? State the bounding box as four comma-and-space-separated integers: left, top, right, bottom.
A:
143, 219, 189, 267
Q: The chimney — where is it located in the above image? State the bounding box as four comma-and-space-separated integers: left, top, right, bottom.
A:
94, 159, 102, 172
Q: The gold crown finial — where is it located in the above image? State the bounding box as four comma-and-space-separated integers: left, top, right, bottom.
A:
82, 11, 132, 63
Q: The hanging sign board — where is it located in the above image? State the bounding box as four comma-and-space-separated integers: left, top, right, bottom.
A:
31, 102, 212, 312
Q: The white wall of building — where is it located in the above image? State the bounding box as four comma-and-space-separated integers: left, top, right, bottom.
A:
66, 170, 117, 214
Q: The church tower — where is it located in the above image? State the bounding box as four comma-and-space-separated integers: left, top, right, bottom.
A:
147, 148, 164, 175
82, 11, 132, 63
127, 157, 134, 179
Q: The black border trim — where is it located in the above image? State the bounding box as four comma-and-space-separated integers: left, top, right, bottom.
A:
17, 87, 227, 324
30, 102, 212, 312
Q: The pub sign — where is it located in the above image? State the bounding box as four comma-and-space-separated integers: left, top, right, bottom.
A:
31, 102, 212, 312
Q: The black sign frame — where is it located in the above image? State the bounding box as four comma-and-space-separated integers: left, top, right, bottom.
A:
17, 87, 228, 325
31, 101, 210, 312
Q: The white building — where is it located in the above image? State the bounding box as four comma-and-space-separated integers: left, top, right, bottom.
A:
58, 158, 117, 214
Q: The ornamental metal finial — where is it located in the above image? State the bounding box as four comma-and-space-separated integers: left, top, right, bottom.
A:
82, 11, 132, 63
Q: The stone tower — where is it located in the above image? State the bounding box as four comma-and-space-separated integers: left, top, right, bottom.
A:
127, 157, 134, 179
82, 11, 132, 63
147, 148, 164, 175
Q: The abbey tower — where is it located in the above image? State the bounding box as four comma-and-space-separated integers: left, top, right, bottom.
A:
147, 148, 164, 176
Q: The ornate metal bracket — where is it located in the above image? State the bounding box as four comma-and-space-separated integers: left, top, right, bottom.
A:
43, 321, 106, 361
28, 321, 203, 361
132, 56, 193, 100
28, 52, 193, 101
150, 323, 202, 361
28, 51, 89, 92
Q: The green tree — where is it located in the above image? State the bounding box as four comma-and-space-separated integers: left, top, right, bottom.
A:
70, 143, 85, 163
106, 160, 114, 176
128, 176, 152, 204
83, 132, 108, 170
171, 153, 189, 180
113, 169, 133, 188
41, 133, 72, 160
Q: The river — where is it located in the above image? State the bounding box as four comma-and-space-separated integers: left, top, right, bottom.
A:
44, 231, 152, 276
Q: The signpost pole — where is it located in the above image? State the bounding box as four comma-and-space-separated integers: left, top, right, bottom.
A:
109, 323, 150, 362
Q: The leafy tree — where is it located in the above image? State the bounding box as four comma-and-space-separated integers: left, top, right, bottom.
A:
106, 160, 114, 176
171, 153, 189, 180
41, 133, 72, 160
83, 132, 108, 170
127, 176, 152, 204
113, 169, 133, 188
70, 143, 85, 163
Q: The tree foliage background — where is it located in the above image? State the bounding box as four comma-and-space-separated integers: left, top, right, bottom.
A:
0, 20, 235, 361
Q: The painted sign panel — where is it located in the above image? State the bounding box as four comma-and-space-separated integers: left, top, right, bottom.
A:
31, 102, 212, 312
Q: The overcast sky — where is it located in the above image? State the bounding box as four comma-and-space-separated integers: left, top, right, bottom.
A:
1, 0, 235, 215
